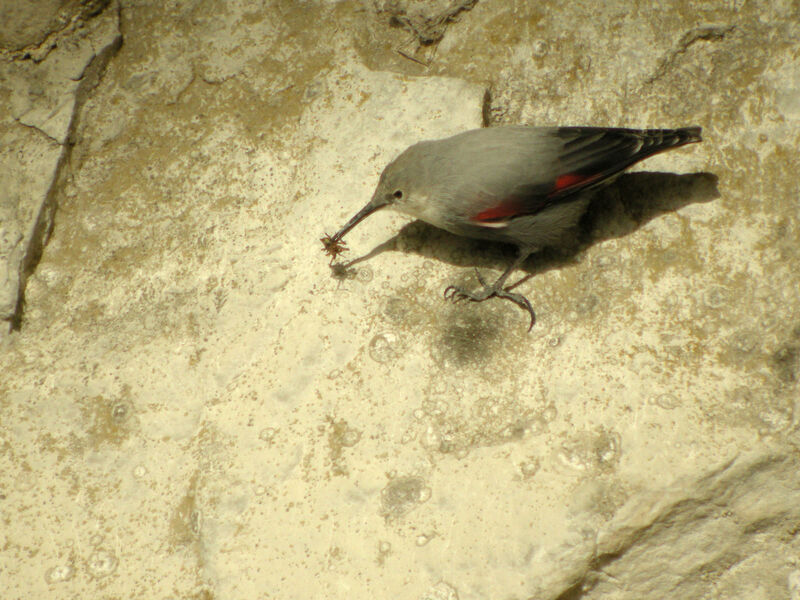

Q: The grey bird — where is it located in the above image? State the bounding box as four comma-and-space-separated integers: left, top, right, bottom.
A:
322, 126, 702, 329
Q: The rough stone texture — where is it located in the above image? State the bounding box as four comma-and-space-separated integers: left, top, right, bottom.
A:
0, 0, 110, 53
1, 1, 799, 599
0, 1, 120, 328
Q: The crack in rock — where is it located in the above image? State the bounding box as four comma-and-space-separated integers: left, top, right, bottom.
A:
646, 25, 736, 84
0, 2, 122, 331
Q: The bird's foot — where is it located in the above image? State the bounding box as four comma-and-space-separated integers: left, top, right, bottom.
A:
443, 269, 536, 331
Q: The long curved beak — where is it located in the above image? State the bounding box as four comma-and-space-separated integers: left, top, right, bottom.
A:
329, 193, 391, 242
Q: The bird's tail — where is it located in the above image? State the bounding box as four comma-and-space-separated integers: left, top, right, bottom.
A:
660, 126, 702, 146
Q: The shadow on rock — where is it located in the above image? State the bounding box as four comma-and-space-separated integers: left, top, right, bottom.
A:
582, 171, 719, 246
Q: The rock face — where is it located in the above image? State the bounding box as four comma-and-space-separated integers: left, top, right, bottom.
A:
1, 2, 798, 600
0, 0, 110, 51
0, 0, 120, 329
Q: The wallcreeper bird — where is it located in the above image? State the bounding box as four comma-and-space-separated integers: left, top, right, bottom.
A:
321, 126, 702, 329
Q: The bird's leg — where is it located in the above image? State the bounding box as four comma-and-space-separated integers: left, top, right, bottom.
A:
444, 247, 536, 330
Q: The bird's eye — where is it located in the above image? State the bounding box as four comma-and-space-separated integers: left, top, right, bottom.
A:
392, 189, 403, 199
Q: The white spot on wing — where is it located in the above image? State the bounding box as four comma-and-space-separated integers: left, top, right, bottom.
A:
475, 220, 509, 229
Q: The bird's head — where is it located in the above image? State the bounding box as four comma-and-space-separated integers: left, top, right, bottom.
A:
322, 149, 426, 252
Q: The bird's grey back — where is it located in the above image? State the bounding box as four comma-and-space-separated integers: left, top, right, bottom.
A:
397, 127, 563, 219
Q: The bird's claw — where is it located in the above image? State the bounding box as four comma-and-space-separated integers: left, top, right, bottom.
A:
443, 273, 536, 331
443, 285, 473, 303
504, 291, 536, 332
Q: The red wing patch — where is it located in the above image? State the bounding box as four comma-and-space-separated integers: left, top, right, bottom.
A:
554, 173, 588, 190
470, 170, 606, 225
550, 172, 602, 197
471, 199, 525, 223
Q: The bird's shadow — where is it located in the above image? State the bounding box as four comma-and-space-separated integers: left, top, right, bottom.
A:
333, 171, 719, 285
